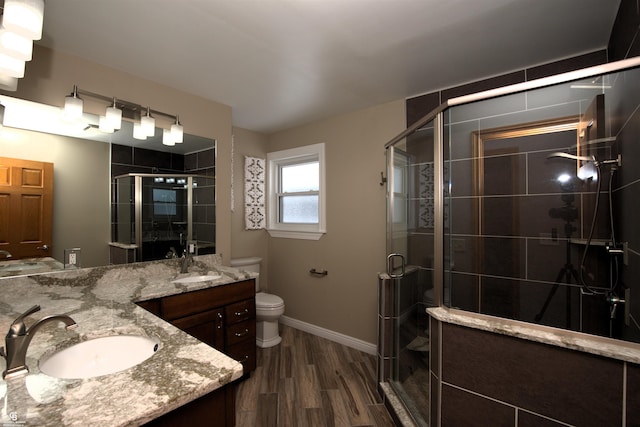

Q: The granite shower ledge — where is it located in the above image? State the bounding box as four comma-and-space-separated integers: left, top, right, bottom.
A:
0, 255, 253, 426
428, 307, 640, 365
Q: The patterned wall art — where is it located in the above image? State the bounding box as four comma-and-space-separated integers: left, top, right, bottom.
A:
244, 156, 266, 230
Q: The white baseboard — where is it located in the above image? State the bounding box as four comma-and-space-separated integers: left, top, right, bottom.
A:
280, 315, 377, 355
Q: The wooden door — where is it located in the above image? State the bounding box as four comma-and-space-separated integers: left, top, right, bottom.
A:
0, 157, 53, 259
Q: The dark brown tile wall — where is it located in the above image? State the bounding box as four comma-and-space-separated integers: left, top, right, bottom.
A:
441, 383, 515, 427
517, 411, 567, 427
441, 323, 624, 426
608, 0, 640, 61
628, 363, 640, 426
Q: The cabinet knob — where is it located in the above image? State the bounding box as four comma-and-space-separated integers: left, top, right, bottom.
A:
235, 328, 249, 337
234, 308, 249, 317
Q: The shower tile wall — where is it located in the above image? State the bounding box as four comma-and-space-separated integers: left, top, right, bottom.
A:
436, 322, 638, 426
407, 51, 620, 337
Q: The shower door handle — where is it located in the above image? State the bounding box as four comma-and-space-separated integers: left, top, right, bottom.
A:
387, 253, 405, 279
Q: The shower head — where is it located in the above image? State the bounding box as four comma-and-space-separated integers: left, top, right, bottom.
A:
546, 152, 596, 163
547, 152, 599, 181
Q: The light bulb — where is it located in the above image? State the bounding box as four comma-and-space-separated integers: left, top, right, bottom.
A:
162, 128, 175, 146
133, 122, 147, 140
171, 119, 183, 143
0, 73, 18, 91
105, 99, 122, 130
2, 0, 45, 40
64, 87, 84, 121
0, 29, 33, 61
98, 115, 114, 133
0, 52, 25, 77
141, 107, 155, 137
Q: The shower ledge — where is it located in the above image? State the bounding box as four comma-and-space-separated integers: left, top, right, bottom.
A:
427, 307, 640, 365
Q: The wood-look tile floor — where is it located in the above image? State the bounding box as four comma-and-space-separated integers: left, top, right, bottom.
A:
236, 324, 396, 427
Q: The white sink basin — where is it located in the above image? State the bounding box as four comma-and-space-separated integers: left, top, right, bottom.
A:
39, 335, 159, 379
172, 274, 222, 284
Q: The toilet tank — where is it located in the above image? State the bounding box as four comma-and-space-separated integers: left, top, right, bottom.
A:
230, 257, 261, 291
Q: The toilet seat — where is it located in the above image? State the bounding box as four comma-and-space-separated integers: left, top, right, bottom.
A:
256, 292, 284, 308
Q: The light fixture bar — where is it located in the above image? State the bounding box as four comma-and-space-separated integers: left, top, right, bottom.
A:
67, 85, 184, 142
73, 87, 180, 123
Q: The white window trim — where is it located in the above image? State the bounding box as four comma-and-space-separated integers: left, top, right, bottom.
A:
266, 143, 326, 240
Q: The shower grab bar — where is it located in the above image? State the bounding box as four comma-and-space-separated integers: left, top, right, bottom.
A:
387, 253, 405, 279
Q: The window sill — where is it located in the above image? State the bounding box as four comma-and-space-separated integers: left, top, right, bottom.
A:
267, 229, 325, 240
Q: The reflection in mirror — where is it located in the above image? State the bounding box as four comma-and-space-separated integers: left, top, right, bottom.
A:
0, 96, 215, 278
111, 173, 215, 264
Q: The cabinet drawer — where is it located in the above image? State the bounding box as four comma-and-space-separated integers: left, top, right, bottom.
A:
227, 339, 256, 373
161, 279, 255, 320
226, 319, 256, 347
225, 299, 255, 325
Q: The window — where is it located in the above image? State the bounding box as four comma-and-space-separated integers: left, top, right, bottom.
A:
152, 188, 177, 216
267, 143, 325, 239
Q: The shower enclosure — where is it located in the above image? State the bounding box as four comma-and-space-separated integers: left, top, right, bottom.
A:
112, 173, 215, 262
379, 57, 640, 425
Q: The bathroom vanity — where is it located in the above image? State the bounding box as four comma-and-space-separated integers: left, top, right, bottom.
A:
0, 255, 254, 426
137, 279, 257, 376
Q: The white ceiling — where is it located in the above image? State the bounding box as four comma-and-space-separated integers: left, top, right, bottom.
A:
39, 0, 621, 134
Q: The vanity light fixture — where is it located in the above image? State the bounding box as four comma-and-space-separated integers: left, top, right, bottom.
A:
132, 122, 147, 140
105, 98, 122, 130
2, 0, 44, 41
0, 0, 46, 92
63, 85, 83, 121
171, 116, 183, 143
140, 106, 155, 137
0, 28, 32, 61
98, 115, 114, 133
0, 51, 24, 77
0, 74, 18, 91
63, 85, 185, 143
162, 128, 175, 146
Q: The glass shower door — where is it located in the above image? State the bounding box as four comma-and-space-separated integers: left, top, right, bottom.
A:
386, 121, 435, 425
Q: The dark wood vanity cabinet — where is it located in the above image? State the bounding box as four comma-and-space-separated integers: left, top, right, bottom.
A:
137, 279, 256, 427
136, 279, 257, 374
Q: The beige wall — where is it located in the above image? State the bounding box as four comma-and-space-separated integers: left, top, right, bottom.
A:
230, 127, 270, 289
5, 45, 234, 263
265, 100, 405, 344
0, 128, 110, 266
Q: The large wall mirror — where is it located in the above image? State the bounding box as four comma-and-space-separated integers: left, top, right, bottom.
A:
0, 96, 216, 277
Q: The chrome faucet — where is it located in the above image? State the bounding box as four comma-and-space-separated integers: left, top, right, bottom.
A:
0, 250, 12, 259
2, 305, 77, 379
180, 249, 192, 274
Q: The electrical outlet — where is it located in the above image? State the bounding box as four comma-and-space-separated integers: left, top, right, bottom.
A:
64, 248, 81, 268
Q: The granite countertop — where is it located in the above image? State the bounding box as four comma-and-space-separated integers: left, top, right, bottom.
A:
0, 254, 252, 426
0, 257, 65, 278
428, 306, 640, 365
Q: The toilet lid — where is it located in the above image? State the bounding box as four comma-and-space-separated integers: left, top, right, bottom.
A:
256, 292, 284, 308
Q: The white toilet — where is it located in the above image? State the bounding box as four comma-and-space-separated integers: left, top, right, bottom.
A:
230, 257, 285, 348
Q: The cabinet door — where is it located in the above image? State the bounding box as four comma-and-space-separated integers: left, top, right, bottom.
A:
170, 308, 225, 350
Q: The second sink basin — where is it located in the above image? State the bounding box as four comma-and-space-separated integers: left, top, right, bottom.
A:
39, 335, 160, 379
172, 274, 222, 284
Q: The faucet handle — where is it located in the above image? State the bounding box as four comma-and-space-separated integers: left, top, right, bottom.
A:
8, 305, 41, 336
